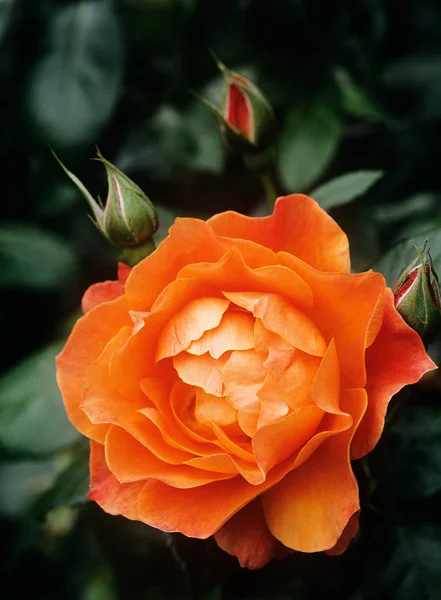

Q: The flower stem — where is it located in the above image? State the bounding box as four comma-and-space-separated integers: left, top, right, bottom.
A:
120, 237, 156, 267
260, 171, 278, 210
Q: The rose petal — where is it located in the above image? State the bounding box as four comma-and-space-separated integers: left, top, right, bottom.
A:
237, 405, 260, 437
224, 292, 326, 356
186, 311, 255, 358
257, 373, 290, 429
82, 280, 126, 313
351, 288, 437, 459
194, 389, 237, 427
215, 499, 279, 569
140, 378, 219, 456
89, 441, 144, 520
117, 262, 131, 284
207, 194, 350, 273
82, 330, 191, 465
223, 349, 267, 410
131, 398, 357, 539
105, 426, 234, 487
260, 349, 320, 413
311, 339, 342, 414
125, 218, 226, 311
177, 248, 313, 312
253, 405, 324, 473
136, 455, 297, 539
326, 511, 360, 556
156, 297, 230, 362
173, 352, 229, 397
288, 412, 352, 475
262, 388, 366, 552
115, 248, 311, 399
56, 296, 130, 442
211, 422, 255, 463
126, 219, 287, 310
254, 319, 292, 353
185, 454, 238, 475
226, 80, 253, 140
279, 255, 386, 388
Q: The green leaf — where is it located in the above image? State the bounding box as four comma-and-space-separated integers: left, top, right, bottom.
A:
311, 170, 384, 210
0, 458, 56, 517
0, 341, 79, 457
0, 0, 16, 44
82, 569, 117, 600
375, 229, 441, 287
369, 402, 441, 514
373, 193, 436, 225
360, 520, 441, 600
202, 587, 222, 600
278, 102, 342, 191
37, 442, 90, 511
36, 181, 80, 218
334, 68, 386, 120
116, 100, 225, 178
185, 99, 225, 173
0, 224, 78, 290
26, 1, 124, 148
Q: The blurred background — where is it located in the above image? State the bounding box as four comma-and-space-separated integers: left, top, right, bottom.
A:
1, 1, 441, 598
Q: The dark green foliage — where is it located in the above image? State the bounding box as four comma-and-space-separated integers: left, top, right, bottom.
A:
1, 1, 441, 598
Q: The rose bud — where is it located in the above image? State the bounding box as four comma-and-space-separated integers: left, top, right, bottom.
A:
393, 242, 441, 342
98, 152, 158, 248
202, 59, 277, 156
54, 150, 158, 265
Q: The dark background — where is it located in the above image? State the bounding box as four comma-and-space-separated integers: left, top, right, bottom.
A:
1, 1, 440, 598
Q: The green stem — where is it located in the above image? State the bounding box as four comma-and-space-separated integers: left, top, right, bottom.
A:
260, 171, 278, 210
120, 237, 156, 267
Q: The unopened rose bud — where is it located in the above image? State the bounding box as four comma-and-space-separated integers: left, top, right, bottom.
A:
54, 150, 158, 265
393, 241, 441, 342
202, 59, 277, 157
97, 152, 158, 248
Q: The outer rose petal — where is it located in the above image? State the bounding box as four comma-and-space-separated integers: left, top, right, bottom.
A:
89, 441, 144, 520
214, 499, 280, 569
82, 281, 125, 313
326, 511, 360, 556
125, 219, 229, 312
262, 388, 367, 552
56, 296, 131, 441
81, 263, 130, 313
208, 195, 350, 273
105, 426, 235, 487
117, 262, 131, 284
136, 450, 310, 539
351, 288, 437, 459
279, 255, 385, 388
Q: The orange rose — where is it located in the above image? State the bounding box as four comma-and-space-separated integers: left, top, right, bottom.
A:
56, 195, 435, 569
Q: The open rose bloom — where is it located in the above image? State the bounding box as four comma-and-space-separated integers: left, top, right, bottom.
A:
56, 195, 435, 569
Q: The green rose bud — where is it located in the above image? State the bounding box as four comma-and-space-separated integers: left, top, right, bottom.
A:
393, 241, 441, 342
98, 153, 157, 248
53, 150, 158, 265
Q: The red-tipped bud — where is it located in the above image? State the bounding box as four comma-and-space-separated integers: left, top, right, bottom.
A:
393, 241, 441, 342
201, 59, 277, 158
224, 75, 256, 143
